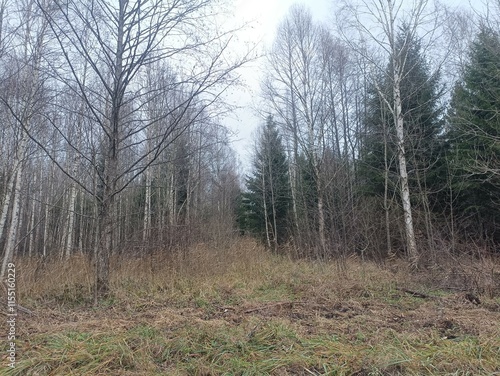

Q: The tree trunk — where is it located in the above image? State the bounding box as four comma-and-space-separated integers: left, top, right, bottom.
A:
267, 148, 278, 252
28, 176, 37, 257
0, 170, 15, 250
65, 182, 78, 259
261, 162, 272, 249
0, 132, 28, 278
77, 190, 84, 255
383, 108, 393, 258
1, 162, 24, 279
393, 68, 418, 267
288, 63, 301, 242
42, 192, 50, 258
95, 194, 112, 302
94, 0, 125, 301
142, 164, 152, 245
317, 190, 327, 258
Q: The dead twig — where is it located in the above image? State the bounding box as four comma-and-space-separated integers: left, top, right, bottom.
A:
396, 288, 431, 299
1, 304, 35, 316
2, 282, 36, 315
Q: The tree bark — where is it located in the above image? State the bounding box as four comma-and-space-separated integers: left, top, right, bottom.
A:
142, 162, 152, 245
0, 130, 29, 278
64, 182, 78, 259
393, 66, 418, 267
0, 141, 26, 279
261, 162, 272, 249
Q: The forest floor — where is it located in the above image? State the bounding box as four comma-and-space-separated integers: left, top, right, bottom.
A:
2, 239, 500, 375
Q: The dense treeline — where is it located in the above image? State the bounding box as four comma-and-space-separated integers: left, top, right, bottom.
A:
242, 2, 500, 267
0, 0, 247, 300
0, 0, 498, 302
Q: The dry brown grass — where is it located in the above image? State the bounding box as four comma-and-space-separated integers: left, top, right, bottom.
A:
3, 238, 500, 375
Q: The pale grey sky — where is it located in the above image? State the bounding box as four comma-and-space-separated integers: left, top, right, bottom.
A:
223, 0, 333, 169
224, 0, 479, 169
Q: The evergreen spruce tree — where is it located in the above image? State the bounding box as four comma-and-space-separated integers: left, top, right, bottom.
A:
358, 25, 444, 256
446, 25, 500, 244
242, 116, 291, 250
360, 25, 443, 198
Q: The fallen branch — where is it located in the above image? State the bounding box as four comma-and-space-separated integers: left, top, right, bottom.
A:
396, 288, 431, 299
17, 304, 35, 315
1, 304, 35, 316
2, 282, 35, 315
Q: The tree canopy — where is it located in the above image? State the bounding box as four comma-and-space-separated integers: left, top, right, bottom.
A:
242, 116, 291, 250
446, 25, 500, 243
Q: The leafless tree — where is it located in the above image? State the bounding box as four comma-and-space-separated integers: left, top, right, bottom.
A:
263, 5, 329, 256
0, 0, 52, 278
28, 0, 250, 301
338, 0, 444, 267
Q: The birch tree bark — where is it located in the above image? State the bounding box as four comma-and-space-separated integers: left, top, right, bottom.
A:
338, 0, 441, 267
33, 0, 250, 301
0, 0, 51, 277
0, 134, 28, 279
264, 5, 327, 255
393, 60, 418, 265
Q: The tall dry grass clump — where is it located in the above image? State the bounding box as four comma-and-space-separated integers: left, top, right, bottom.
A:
16, 254, 94, 305
14, 237, 499, 309
14, 237, 412, 309
7, 239, 500, 376
15, 238, 284, 305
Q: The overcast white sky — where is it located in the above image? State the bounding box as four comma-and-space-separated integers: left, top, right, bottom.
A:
223, 0, 479, 169
221, 0, 337, 169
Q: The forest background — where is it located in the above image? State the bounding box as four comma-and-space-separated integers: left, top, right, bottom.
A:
0, 0, 498, 301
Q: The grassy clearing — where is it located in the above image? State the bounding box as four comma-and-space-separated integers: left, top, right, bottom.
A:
2, 239, 500, 375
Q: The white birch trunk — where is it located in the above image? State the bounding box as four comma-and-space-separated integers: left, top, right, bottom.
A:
65, 182, 78, 258
317, 190, 327, 257
158, 186, 164, 243
384, 126, 393, 257
168, 170, 176, 227
28, 176, 37, 257
34, 170, 44, 256
0, 172, 15, 247
269, 166, 278, 252
1, 147, 26, 278
261, 162, 272, 249
42, 197, 50, 258
77, 191, 84, 254
42, 163, 54, 258
0, 130, 29, 275
142, 164, 152, 244
393, 67, 418, 267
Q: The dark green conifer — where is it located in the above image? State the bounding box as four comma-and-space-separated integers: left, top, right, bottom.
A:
242, 116, 291, 249
446, 26, 500, 243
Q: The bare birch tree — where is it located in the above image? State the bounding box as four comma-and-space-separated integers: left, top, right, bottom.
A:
263, 5, 328, 256
0, 0, 51, 278
339, 0, 443, 267
28, 0, 249, 301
